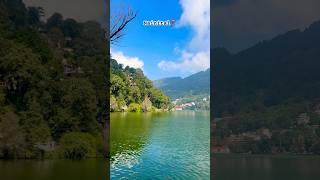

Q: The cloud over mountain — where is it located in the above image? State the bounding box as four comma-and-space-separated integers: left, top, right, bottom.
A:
158, 0, 210, 75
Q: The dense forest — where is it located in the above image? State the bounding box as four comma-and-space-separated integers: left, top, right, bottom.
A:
0, 0, 107, 159
110, 59, 171, 112
212, 20, 320, 154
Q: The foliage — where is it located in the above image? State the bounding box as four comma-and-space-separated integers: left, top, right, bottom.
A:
0, 0, 107, 159
110, 59, 171, 112
58, 132, 97, 159
0, 112, 26, 158
128, 103, 142, 112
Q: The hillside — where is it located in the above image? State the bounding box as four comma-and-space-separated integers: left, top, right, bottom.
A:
0, 0, 107, 159
110, 59, 171, 112
212, 20, 320, 154
213, 20, 320, 117
154, 69, 210, 99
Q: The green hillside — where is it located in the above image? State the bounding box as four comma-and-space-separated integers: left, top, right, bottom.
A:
110, 59, 171, 112
0, 0, 107, 159
154, 69, 210, 99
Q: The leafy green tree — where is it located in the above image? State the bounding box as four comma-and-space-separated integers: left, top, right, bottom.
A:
128, 103, 142, 112
0, 112, 26, 158
58, 132, 97, 159
46, 13, 63, 30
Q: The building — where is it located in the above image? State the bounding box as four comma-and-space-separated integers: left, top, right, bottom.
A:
175, 106, 183, 111
212, 122, 230, 153
297, 113, 310, 125
212, 145, 230, 154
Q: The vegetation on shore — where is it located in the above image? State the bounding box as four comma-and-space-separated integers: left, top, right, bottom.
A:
110, 59, 171, 112
0, 0, 107, 159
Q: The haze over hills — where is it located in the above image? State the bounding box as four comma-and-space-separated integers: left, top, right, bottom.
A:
154, 69, 210, 100
212, 20, 320, 154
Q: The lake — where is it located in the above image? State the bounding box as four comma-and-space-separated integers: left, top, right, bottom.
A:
0, 159, 107, 180
110, 111, 210, 179
212, 154, 320, 180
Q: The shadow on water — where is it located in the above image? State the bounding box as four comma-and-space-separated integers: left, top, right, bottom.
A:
0, 159, 108, 180
110, 112, 168, 158
212, 154, 320, 180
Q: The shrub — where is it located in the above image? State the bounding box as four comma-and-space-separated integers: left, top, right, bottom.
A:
58, 132, 97, 159
128, 103, 142, 112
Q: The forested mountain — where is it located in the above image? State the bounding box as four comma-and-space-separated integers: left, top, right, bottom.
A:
110, 59, 171, 112
0, 0, 107, 159
212, 20, 320, 154
154, 69, 210, 99
213, 20, 320, 117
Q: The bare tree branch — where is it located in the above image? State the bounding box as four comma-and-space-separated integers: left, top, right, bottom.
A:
110, 5, 137, 44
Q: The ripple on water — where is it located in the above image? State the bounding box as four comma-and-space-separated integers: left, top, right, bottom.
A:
110, 111, 210, 179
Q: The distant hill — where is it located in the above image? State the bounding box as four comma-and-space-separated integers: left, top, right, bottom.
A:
154, 69, 210, 99
213, 20, 320, 117
212, 20, 320, 154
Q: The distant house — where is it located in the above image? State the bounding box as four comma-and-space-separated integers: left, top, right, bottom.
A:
227, 134, 251, 145
65, 36, 72, 42
62, 59, 83, 75
212, 145, 230, 154
175, 106, 183, 111
297, 113, 310, 125
63, 48, 74, 53
34, 141, 55, 152
212, 122, 230, 153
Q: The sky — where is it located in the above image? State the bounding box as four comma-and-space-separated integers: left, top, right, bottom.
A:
111, 0, 210, 80
213, 0, 320, 53
23, 0, 107, 25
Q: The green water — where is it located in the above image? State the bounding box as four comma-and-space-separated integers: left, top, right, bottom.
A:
0, 159, 107, 180
213, 154, 320, 180
110, 111, 210, 179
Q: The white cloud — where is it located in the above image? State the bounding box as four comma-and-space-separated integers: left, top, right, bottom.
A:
158, 0, 210, 74
111, 49, 144, 69
158, 50, 209, 74
177, 0, 210, 50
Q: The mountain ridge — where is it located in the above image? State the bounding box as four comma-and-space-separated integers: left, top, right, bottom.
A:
154, 69, 210, 99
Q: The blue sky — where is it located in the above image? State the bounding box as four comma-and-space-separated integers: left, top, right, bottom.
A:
111, 0, 210, 80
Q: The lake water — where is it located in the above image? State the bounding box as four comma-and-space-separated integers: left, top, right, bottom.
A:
212, 154, 320, 180
0, 159, 107, 180
110, 111, 210, 179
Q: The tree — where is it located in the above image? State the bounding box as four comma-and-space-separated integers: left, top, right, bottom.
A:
0, 112, 26, 158
46, 13, 63, 30
58, 132, 97, 159
128, 103, 142, 112
27, 6, 44, 26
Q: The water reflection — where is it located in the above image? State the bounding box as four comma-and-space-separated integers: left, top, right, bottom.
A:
214, 155, 320, 180
110, 111, 210, 179
0, 159, 106, 180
